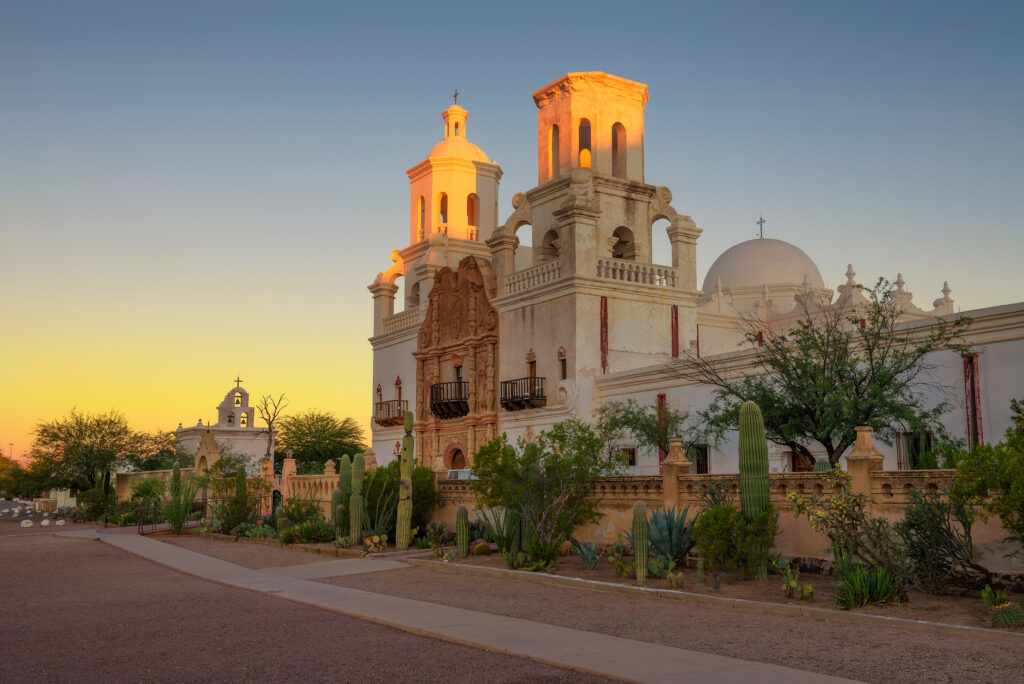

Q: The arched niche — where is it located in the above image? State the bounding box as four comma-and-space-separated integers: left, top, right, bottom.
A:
611, 226, 637, 261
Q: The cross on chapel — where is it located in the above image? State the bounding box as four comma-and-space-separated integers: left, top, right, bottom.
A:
234, 375, 243, 387
756, 215, 766, 239
453, 89, 459, 104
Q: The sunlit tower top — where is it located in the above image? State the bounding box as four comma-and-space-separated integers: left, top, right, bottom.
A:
406, 99, 503, 245
533, 72, 648, 186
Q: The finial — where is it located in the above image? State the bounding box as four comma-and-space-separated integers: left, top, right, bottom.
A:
895, 273, 905, 293
942, 281, 951, 300
845, 264, 856, 285
760, 283, 769, 301
800, 274, 810, 294
453, 88, 459, 105
756, 215, 766, 239
715, 276, 724, 296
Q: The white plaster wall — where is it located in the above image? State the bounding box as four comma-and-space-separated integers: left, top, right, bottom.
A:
369, 330, 418, 467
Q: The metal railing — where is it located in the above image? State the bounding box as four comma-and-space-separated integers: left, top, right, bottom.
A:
429, 381, 470, 419
374, 399, 408, 427
500, 376, 547, 411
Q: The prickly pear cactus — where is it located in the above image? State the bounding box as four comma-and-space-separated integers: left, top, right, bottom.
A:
738, 401, 770, 520
632, 502, 648, 586
396, 411, 415, 551
456, 506, 469, 558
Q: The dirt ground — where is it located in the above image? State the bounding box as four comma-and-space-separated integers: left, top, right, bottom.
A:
0, 519, 104, 536
0, 533, 610, 683
451, 552, 1023, 630
323, 563, 1024, 683
159, 534, 330, 569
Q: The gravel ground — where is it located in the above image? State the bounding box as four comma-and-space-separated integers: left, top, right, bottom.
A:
158, 534, 329, 569
322, 564, 1024, 683
0, 534, 611, 683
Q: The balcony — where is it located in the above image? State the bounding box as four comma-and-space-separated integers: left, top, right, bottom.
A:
500, 377, 547, 411
504, 260, 562, 295
429, 381, 470, 419
381, 308, 420, 334
374, 399, 408, 427
595, 258, 677, 288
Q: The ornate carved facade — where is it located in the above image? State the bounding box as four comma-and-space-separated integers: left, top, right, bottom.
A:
414, 255, 500, 471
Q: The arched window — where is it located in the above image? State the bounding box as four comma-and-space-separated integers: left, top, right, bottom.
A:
407, 280, 421, 310
417, 196, 425, 239
540, 229, 560, 262
438, 193, 448, 227
454, 122, 460, 137
578, 119, 592, 168
450, 449, 467, 470
612, 226, 637, 260
240, 414, 248, 427
612, 123, 627, 178
548, 124, 560, 179
466, 193, 479, 227
234, 392, 242, 407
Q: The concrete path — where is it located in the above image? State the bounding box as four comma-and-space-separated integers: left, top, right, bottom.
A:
60, 529, 855, 683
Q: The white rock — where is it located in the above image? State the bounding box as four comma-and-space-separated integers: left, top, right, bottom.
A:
40, 519, 51, 527
20, 520, 33, 528
55, 520, 66, 527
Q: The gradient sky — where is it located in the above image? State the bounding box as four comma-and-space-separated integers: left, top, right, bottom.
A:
2, 1, 1022, 461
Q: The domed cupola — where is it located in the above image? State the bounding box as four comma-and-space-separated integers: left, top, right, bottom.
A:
406, 97, 503, 245
702, 236, 830, 315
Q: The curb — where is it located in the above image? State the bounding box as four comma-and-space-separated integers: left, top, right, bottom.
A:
192, 532, 434, 560
403, 558, 1024, 641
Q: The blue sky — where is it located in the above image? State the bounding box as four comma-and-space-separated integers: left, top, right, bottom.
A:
1, 0, 1022, 451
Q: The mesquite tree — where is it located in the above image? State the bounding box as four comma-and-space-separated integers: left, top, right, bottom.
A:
674, 280, 970, 466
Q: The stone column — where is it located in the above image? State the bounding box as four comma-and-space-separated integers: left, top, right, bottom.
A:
666, 216, 702, 290
368, 280, 399, 336
661, 438, 691, 510
486, 233, 519, 295
845, 426, 884, 504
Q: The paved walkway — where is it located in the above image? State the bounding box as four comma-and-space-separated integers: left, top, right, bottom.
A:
61, 529, 854, 683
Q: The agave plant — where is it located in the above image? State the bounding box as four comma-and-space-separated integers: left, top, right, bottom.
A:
572, 540, 602, 569
648, 505, 698, 564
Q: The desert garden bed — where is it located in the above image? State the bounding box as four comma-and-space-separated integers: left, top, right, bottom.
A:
423, 551, 1024, 634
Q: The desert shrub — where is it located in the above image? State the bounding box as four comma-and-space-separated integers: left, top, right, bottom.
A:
948, 398, 1024, 555
201, 456, 268, 534
693, 503, 778, 577
129, 478, 165, 505
279, 527, 298, 545
164, 463, 200, 534
894, 488, 990, 591
648, 505, 698, 564
295, 519, 334, 544
361, 474, 397, 537
790, 465, 912, 595
78, 488, 113, 520
698, 480, 735, 510
472, 420, 620, 566
362, 460, 442, 538
277, 492, 322, 531
230, 522, 277, 539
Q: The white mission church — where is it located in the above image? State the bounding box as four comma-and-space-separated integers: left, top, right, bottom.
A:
367, 71, 1024, 476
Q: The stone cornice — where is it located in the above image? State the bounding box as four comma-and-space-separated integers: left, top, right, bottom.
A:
406, 157, 503, 182
492, 274, 700, 310
369, 325, 418, 348
532, 72, 649, 108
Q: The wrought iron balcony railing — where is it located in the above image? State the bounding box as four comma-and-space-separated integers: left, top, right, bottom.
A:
429, 381, 470, 420
500, 377, 547, 411
373, 399, 408, 427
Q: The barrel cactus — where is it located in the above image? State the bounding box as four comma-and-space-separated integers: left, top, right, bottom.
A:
396, 411, 415, 551
738, 401, 770, 520
456, 506, 469, 558
632, 502, 648, 586
814, 459, 831, 472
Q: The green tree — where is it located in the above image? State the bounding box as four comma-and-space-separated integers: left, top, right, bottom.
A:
676, 280, 970, 466
948, 397, 1024, 555
30, 410, 172, 494
277, 410, 366, 472
595, 399, 704, 460
472, 419, 621, 563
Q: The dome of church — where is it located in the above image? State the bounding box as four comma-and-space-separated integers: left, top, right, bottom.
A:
702, 238, 824, 293
428, 136, 491, 163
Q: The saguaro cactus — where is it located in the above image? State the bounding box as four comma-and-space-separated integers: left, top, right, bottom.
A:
456, 506, 469, 558
349, 452, 365, 544
738, 401, 770, 520
396, 411, 415, 551
632, 502, 648, 586
331, 487, 344, 536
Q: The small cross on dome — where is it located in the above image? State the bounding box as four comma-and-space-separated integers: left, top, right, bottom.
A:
234, 375, 243, 388
756, 215, 766, 239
